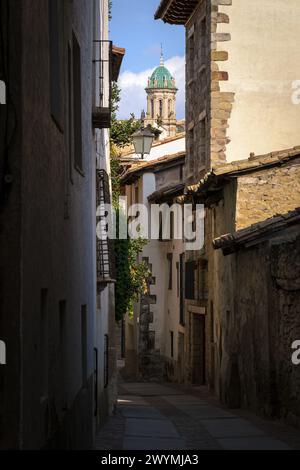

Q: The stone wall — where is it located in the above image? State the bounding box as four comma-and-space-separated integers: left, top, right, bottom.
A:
210, 0, 233, 167
205, 159, 300, 398
138, 258, 164, 380
185, 0, 211, 182
204, 158, 300, 423
236, 160, 300, 229
269, 232, 300, 426
217, 229, 300, 427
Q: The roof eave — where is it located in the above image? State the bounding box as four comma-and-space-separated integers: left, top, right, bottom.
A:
148, 183, 185, 203
121, 152, 185, 185
155, 0, 199, 25
112, 45, 126, 82
213, 208, 300, 255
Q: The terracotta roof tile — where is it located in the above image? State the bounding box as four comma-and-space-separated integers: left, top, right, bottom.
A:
121, 151, 185, 184
213, 208, 300, 255
148, 182, 185, 203
187, 146, 300, 194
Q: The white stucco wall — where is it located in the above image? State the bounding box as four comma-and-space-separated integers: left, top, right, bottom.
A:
218, 0, 300, 161
126, 135, 185, 161
94, 0, 117, 422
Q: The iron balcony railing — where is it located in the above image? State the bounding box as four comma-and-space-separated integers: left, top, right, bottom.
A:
96, 169, 115, 284
92, 40, 113, 129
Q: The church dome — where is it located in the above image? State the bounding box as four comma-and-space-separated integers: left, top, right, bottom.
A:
147, 53, 177, 90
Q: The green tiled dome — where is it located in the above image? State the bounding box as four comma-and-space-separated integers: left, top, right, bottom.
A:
148, 65, 176, 89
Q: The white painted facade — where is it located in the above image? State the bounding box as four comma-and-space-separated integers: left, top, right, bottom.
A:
123, 155, 186, 381
122, 133, 185, 162
218, 0, 300, 162
94, 0, 117, 426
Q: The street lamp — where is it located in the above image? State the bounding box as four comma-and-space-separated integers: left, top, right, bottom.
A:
132, 111, 155, 159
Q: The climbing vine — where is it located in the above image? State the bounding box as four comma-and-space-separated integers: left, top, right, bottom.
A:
110, 83, 150, 322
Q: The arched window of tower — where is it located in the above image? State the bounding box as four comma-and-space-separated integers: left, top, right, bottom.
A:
151, 99, 154, 119
159, 99, 163, 118
168, 99, 172, 117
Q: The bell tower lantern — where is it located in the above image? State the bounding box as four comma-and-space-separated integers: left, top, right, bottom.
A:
145, 49, 178, 137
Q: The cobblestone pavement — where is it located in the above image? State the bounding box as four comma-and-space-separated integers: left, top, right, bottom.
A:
94, 382, 300, 450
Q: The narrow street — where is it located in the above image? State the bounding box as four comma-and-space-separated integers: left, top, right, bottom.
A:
1, 0, 300, 452
95, 382, 300, 451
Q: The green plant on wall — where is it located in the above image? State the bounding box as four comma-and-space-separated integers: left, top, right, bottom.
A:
110, 83, 150, 322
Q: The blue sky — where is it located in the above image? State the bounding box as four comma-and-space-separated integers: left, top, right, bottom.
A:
110, 0, 186, 119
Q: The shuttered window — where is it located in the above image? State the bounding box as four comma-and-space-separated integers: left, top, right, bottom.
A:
167, 253, 173, 290
185, 261, 195, 300
49, 0, 63, 130
72, 32, 83, 173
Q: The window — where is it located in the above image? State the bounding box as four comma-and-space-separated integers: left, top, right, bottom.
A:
64, 44, 73, 219
199, 118, 206, 166
167, 253, 173, 290
185, 261, 195, 300
49, 0, 63, 130
81, 306, 87, 387
179, 165, 183, 181
188, 33, 195, 79
67, 44, 73, 183
196, 259, 207, 300
159, 99, 163, 118
92, 40, 113, 128
200, 17, 207, 67
72, 32, 83, 173
210, 301, 215, 343
158, 211, 163, 241
170, 211, 174, 240
168, 99, 172, 117
188, 128, 194, 175
151, 99, 154, 118
179, 253, 185, 325
170, 331, 174, 358
0, 80, 6, 104
0, 340, 5, 365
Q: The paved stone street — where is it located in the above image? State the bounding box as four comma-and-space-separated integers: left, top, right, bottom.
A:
95, 382, 300, 451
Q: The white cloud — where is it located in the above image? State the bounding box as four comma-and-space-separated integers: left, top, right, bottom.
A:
117, 56, 186, 120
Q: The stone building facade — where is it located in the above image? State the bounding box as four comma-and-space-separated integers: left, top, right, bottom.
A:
155, 0, 300, 424
121, 153, 187, 382
213, 209, 300, 426
0, 0, 122, 449
156, 0, 300, 181
186, 149, 300, 397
